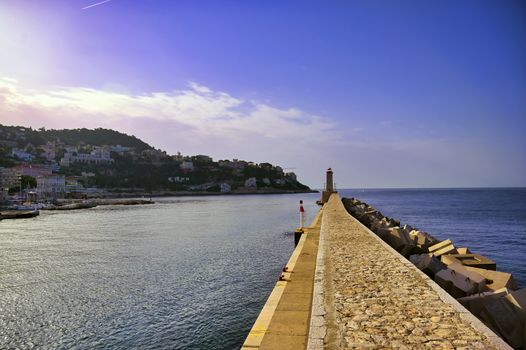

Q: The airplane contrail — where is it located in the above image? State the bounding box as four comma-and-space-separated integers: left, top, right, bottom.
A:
82, 0, 113, 10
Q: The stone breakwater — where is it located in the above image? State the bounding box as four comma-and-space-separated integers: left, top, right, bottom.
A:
342, 196, 525, 349
320, 194, 510, 349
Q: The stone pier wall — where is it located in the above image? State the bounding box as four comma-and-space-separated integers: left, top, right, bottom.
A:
318, 193, 510, 349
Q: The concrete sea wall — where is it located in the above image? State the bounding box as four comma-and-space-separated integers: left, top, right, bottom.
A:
244, 193, 515, 349
319, 194, 510, 349
340, 195, 524, 349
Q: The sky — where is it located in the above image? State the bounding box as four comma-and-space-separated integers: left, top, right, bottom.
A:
0, 0, 525, 188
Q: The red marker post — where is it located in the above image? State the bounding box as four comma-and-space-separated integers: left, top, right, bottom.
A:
299, 200, 305, 229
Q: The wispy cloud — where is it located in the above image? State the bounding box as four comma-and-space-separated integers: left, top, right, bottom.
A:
1, 77, 521, 187
0, 78, 342, 179
82, 0, 113, 10
0, 78, 335, 140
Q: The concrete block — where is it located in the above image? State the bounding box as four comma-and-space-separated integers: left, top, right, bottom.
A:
480, 290, 526, 349
386, 217, 400, 227
457, 247, 471, 254
410, 253, 446, 277
409, 230, 434, 247
428, 239, 453, 253
463, 266, 518, 292
376, 227, 396, 240
428, 239, 456, 256
370, 217, 391, 232
383, 227, 413, 251
457, 288, 510, 318
399, 244, 424, 258
403, 224, 414, 231
434, 263, 486, 298
440, 254, 496, 271
507, 288, 526, 310
432, 245, 457, 257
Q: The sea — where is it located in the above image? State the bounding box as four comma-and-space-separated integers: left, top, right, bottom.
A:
0, 188, 524, 349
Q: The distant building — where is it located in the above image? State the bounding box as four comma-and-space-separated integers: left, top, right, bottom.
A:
0, 167, 20, 189
60, 148, 114, 167
11, 148, 33, 162
65, 176, 85, 195
168, 176, 190, 183
193, 155, 213, 163
37, 175, 65, 199
0, 188, 9, 203
220, 183, 231, 193
40, 144, 56, 161
110, 145, 132, 155
14, 164, 52, 178
244, 177, 257, 188
180, 161, 194, 172
218, 159, 247, 170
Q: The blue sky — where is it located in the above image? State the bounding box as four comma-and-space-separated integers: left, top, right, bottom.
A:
0, 0, 525, 187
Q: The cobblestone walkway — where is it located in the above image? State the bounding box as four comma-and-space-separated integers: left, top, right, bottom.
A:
321, 194, 508, 350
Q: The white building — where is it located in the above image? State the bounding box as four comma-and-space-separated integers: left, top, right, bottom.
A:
168, 176, 190, 183
244, 177, 257, 188
60, 149, 114, 167
180, 161, 194, 172
65, 176, 85, 194
11, 148, 33, 161
0, 167, 20, 189
37, 175, 65, 199
220, 183, 231, 193
110, 145, 131, 155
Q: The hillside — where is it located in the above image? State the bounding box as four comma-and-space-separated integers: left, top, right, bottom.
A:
0, 124, 312, 195
0, 125, 152, 151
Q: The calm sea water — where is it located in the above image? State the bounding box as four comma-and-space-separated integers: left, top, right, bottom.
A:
1, 189, 525, 349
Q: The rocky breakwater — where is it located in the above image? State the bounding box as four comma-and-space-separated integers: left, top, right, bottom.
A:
42, 198, 154, 211
0, 210, 40, 220
343, 197, 525, 349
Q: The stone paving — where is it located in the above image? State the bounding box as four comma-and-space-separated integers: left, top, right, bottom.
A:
321, 194, 509, 350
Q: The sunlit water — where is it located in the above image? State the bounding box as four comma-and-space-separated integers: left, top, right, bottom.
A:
0, 194, 319, 349
1, 189, 525, 349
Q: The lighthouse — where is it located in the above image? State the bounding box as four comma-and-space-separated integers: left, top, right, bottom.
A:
321, 167, 336, 204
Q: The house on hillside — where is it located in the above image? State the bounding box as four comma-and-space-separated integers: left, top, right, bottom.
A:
180, 161, 194, 172
220, 183, 231, 193
244, 177, 257, 188
11, 148, 33, 162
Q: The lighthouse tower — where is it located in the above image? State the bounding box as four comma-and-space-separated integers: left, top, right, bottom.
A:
321, 168, 336, 204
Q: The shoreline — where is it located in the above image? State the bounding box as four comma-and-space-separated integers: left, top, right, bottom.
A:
0, 189, 318, 218
86, 188, 318, 199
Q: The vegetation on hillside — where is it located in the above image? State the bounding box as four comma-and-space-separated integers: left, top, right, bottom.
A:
0, 124, 311, 193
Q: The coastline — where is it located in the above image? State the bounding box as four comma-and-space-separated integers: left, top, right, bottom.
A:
87, 188, 318, 199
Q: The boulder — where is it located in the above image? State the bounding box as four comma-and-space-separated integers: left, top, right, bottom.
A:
440, 254, 496, 271
409, 230, 435, 247
457, 247, 471, 254
381, 227, 413, 251
457, 288, 510, 318
480, 288, 526, 349
434, 263, 486, 298
463, 266, 517, 292
410, 253, 445, 277
428, 239, 457, 257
